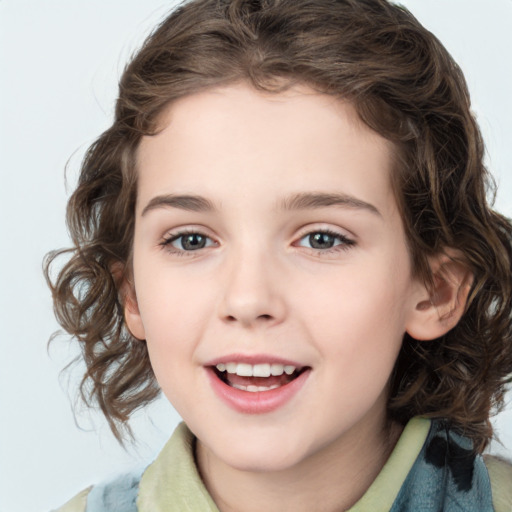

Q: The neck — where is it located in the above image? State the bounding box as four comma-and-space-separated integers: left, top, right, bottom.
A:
196, 412, 402, 512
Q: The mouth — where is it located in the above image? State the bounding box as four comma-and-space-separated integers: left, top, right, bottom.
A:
205, 355, 311, 413
212, 362, 309, 392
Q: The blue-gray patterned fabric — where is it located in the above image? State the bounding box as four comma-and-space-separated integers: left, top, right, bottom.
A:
390, 420, 494, 511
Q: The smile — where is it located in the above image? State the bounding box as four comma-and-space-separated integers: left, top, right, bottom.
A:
214, 362, 304, 392
206, 357, 311, 413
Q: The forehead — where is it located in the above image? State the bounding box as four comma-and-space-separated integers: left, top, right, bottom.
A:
135, 83, 397, 217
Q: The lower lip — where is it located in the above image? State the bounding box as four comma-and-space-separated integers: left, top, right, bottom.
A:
206, 368, 310, 414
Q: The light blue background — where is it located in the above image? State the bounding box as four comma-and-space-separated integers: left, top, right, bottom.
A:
1, 1, 511, 511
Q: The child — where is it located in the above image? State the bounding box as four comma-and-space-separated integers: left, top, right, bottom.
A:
47, 0, 512, 510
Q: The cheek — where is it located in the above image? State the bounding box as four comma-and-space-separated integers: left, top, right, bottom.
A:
295, 263, 410, 373
308, 279, 407, 415
134, 262, 214, 336
299, 264, 410, 332
132, 263, 221, 402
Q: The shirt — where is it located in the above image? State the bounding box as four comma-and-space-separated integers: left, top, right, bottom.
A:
54, 417, 512, 512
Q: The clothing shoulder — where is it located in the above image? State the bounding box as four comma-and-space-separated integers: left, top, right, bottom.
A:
49, 423, 218, 512
51, 469, 143, 512
484, 454, 512, 512
51, 486, 91, 512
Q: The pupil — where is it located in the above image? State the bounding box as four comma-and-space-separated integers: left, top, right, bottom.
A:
309, 232, 334, 249
182, 234, 206, 250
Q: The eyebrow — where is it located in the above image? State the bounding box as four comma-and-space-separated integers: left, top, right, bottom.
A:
141, 191, 381, 217
279, 192, 381, 216
141, 194, 217, 216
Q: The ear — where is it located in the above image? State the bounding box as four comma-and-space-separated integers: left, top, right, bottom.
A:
405, 249, 473, 341
111, 262, 146, 341
123, 283, 146, 341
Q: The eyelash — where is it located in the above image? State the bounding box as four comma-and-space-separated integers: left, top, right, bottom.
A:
159, 228, 355, 256
295, 228, 356, 254
160, 229, 216, 256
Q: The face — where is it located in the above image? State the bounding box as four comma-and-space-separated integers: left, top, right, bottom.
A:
127, 83, 427, 473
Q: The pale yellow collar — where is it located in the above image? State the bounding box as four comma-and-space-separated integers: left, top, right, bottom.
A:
138, 423, 219, 511
348, 417, 431, 511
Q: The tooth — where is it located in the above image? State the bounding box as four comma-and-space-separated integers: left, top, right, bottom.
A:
232, 382, 281, 392
219, 362, 297, 377
236, 363, 253, 377
284, 365, 295, 375
270, 364, 284, 376
253, 363, 271, 377
256, 384, 281, 392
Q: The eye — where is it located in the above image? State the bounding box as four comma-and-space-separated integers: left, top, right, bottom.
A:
296, 230, 355, 251
162, 231, 216, 252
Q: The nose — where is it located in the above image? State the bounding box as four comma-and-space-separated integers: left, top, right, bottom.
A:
218, 247, 286, 328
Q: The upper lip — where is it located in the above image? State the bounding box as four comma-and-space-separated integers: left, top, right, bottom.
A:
204, 353, 306, 368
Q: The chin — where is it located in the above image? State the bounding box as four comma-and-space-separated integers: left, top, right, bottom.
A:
221, 448, 305, 473
203, 429, 315, 474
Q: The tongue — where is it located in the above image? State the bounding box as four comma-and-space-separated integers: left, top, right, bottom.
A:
225, 373, 293, 388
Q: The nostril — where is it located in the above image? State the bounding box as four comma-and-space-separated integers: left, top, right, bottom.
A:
225, 314, 272, 322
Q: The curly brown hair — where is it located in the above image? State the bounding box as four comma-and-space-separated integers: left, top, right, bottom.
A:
45, 0, 512, 450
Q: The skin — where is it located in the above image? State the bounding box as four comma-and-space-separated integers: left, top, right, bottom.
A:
125, 83, 468, 512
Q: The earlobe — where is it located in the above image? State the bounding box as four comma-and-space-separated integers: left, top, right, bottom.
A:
406, 249, 473, 341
